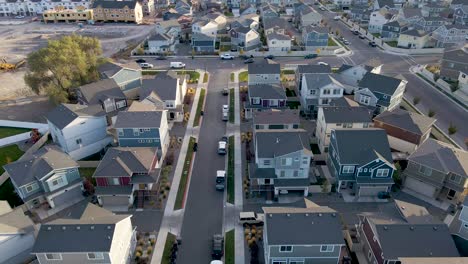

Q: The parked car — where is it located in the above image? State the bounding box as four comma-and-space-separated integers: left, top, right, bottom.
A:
222, 105, 229, 113
218, 141, 227, 155
320, 6, 326, 11
139, 63, 153, 69
304, 54, 318, 59
215, 170, 226, 190
155, 55, 167, 60
222, 112, 228, 121
244, 58, 254, 64
333, 16, 341, 20
239, 212, 265, 226
287, 18, 293, 22
212, 234, 224, 259
239, 54, 253, 60
193, 142, 198, 152
135, 58, 146, 63
343, 40, 350, 45
170, 62, 186, 69
317, 61, 329, 66
359, 34, 366, 39
369, 41, 377, 47
15, 15, 25, 19
264, 55, 275, 59
220, 53, 234, 60
230, 48, 238, 52
222, 88, 229, 96
221, 136, 228, 143
353, 30, 360, 35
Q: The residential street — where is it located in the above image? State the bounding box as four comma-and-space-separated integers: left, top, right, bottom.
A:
177, 68, 231, 264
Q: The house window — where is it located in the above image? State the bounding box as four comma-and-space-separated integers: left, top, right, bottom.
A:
343, 166, 355, 173
280, 170, 285, 177
272, 261, 287, 264
133, 129, 140, 136
309, 89, 316, 95
343, 123, 353, 128
52, 177, 64, 186
323, 89, 331, 95
111, 178, 120, 185
333, 89, 340, 95
364, 168, 368, 172
269, 100, 278, 106
418, 165, 432, 176
118, 129, 124, 136
263, 160, 271, 166
76, 138, 82, 145
363, 123, 369, 128
321, 99, 330, 105
359, 95, 370, 105
116, 100, 126, 108
25, 182, 38, 193
320, 245, 334, 252
376, 169, 389, 177
449, 174, 462, 184
279, 245, 292, 252
289, 261, 305, 264
302, 157, 309, 165
252, 98, 260, 104
45, 253, 62, 260
144, 128, 151, 132
87, 253, 104, 260
281, 158, 292, 166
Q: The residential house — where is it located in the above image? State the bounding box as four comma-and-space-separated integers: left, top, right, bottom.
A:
440, 46, 468, 81
46, 104, 112, 160
191, 33, 216, 52
403, 139, 468, 207
98, 61, 142, 98
31, 203, 136, 264
373, 0, 396, 11
266, 32, 292, 52
397, 7, 423, 25
397, 29, 430, 49
263, 17, 287, 35
0, 0, 91, 17
316, 106, 373, 153
245, 84, 287, 119
3, 146, 84, 211
299, 6, 323, 27
414, 16, 449, 32
295, 64, 331, 91
147, 32, 176, 54
91, 0, 143, 24
75, 79, 127, 123
459, 71, 468, 89
140, 71, 187, 122
335, 64, 382, 93
302, 25, 329, 50
162, 9, 182, 21
328, 129, 395, 197
451, 0, 467, 10
381, 20, 407, 40
261, 2, 279, 18
230, 26, 261, 51
115, 109, 169, 155
140, 0, 154, 16
354, 72, 407, 114
357, 200, 460, 264
192, 19, 218, 36
174, 0, 191, 15
0, 201, 36, 264
263, 202, 345, 264
248, 60, 281, 85
253, 109, 300, 132
432, 24, 468, 47
333, 0, 352, 10
374, 109, 436, 153
240, 6, 258, 16
369, 9, 396, 34
350, 6, 372, 24
454, 196, 468, 240
155, 20, 182, 40
300, 74, 345, 115
250, 132, 313, 196
293, 3, 309, 17
93, 147, 160, 208
422, 2, 447, 17
454, 5, 468, 25
205, 12, 227, 29
42, 9, 93, 24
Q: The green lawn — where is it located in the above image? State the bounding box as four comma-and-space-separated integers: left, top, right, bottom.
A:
203, 73, 209, 83
0, 127, 30, 139
193, 89, 206, 127
285, 88, 296, 97
177, 70, 200, 83
327, 37, 338, 46
371, 33, 381, 38
227, 136, 235, 204
161, 233, 176, 264
238, 71, 248, 82
0, 179, 23, 207
287, 101, 301, 109
0, 144, 24, 174
281, 70, 295, 75
310, 143, 321, 155
225, 230, 235, 264
230, 73, 234, 82
385, 41, 398, 47
142, 70, 161, 76
79, 167, 97, 185
229, 88, 235, 123
220, 45, 231, 52
174, 137, 196, 210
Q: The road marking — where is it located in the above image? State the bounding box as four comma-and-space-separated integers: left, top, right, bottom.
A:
399, 55, 414, 66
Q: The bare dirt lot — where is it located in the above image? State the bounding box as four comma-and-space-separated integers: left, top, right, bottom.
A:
0, 20, 154, 100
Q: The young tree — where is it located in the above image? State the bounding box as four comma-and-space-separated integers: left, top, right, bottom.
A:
24, 34, 102, 103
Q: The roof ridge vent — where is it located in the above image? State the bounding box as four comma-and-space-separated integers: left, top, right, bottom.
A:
91, 226, 95, 230
433, 226, 438, 231
62, 226, 66, 230
77, 226, 80, 230
287, 213, 290, 217
383, 226, 388, 230
318, 213, 322, 217
410, 226, 414, 231
47, 226, 52, 230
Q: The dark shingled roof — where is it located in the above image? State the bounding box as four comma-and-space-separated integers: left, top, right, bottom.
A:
46, 104, 105, 130
115, 110, 163, 129
93, 147, 156, 178
248, 84, 286, 99
374, 109, 435, 136
297, 64, 332, 74
140, 75, 178, 101
358, 72, 404, 95
322, 106, 373, 123
255, 132, 311, 158
92, 0, 138, 9
253, 109, 300, 125
248, 60, 281, 75
76, 79, 125, 105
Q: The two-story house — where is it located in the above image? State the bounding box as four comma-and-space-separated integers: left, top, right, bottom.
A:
333, 0, 352, 10
454, 196, 468, 240
440, 46, 468, 81
354, 72, 407, 115
75, 78, 128, 124
300, 74, 345, 116
46, 104, 113, 160
98, 61, 142, 98
93, 147, 160, 209
328, 129, 395, 197
155, 20, 182, 40
250, 131, 313, 197
263, 202, 345, 264
140, 71, 187, 122
302, 25, 329, 50
147, 32, 176, 54
191, 33, 216, 52
261, 2, 279, 18
421, 2, 447, 17
373, 0, 395, 11
266, 32, 292, 52
396, 7, 422, 25
299, 6, 323, 27
374, 109, 436, 154
115, 109, 169, 155
230, 26, 261, 51
192, 19, 218, 36
381, 20, 407, 40
248, 61, 281, 85
0, 201, 37, 264
3, 146, 84, 212
253, 109, 300, 133
350, 6, 372, 24
316, 106, 373, 153
414, 16, 449, 33
263, 17, 287, 35
369, 9, 395, 33
245, 83, 287, 119
357, 200, 460, 264
397, 29, 430, 49
92, 0, 143, 24
31, 203, 136, 264
454, 6, 468, 25
335, 64, 382, 93
432, 24, 468, 47
295, 64, 331, 91
403, 139, 468, 208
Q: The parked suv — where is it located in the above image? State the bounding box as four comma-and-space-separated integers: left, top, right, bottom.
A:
212, 234, 224, 259
215, 170, 226, 190
239, 212, 265, 226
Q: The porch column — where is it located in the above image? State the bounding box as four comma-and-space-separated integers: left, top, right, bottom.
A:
337, 180, 342, 193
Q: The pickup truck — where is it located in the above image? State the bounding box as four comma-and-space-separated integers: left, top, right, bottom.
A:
239, 212, 265, 226
220, 53, 234, 60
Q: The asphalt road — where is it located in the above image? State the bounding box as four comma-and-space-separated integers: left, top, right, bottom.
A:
177, 68, 231, 263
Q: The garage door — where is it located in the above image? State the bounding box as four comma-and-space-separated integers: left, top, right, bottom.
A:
101, 195, 129, 206
50, 185, 83, 207
358, 186, 388, 197
405, 177, 436, 197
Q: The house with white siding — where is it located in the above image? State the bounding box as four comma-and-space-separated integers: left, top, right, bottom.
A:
300, 74, 345, 116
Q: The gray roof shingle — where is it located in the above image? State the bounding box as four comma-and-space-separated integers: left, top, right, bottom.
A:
248, 84, 286, 99
322, 106, 373, 123
46, 104, 105, 130
76, 79, 125, 105
248, 60, 280, 75
297, 64, 332, 74
93, 147, 156, 178
115, 110, 163, 128
92, 0, 138, 9
255, 132, 310, 158
140, 75, 178, 101
358, 72, 404, 95
303, 74, 344, 90
374, 109, 435, 136
253, 109, 300, 125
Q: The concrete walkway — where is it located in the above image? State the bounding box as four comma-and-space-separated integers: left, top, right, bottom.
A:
151, 71, 206, 264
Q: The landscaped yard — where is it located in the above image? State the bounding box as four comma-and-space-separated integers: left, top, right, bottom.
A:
225, 230, 235, 264
229, 88, 235, 123
177, 70, 200, 83
371, 33, 381, 38
227, 136, 234, 204
281, 70, 295, 75
174, 137, 196, 210
0, 127, 30, 139
79, 167, 97, 185
385, 41, 398, 47
0, 144, 25, 207
239, 71, 248, 82
193, 89, 206, 127
161, 232, 177, 264
0, 179, 23, 207
230, 73, 234, 82
328, 37, 338, 46
203, 73, 209, 83
287, 101, 301, 109
285, 88, 296, 97
142, 70, 161, 76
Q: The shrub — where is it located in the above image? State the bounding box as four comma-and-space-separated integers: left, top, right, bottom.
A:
428, 110, 436, 117
448, 124, 457, 135
412, 97, 420, 105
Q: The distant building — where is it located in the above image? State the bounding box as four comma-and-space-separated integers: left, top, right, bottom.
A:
98, 61, 142, 98
300, 74, 345, 116
42, 9, 93, 24
92, 0, 143, 24
397, 29, 430, 49
440, 46, 468, 81
302, 25, 329, 50
253, 109, 301, 132
248, 60, 281, 85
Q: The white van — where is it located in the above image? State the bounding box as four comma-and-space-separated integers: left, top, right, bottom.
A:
222, 112, 228, 121
139, 63, 153, 69
170, 62, 186, 69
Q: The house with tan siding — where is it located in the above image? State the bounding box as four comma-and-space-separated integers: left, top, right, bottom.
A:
92, 0, 143, 24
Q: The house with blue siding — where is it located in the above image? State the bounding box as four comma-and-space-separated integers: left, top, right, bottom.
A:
327, 129, 395, 198
115, 109, 169, 156
244, 83, 287, 119
191, 33, 216, 52
302, 25, 329, 50
3, 146, 84, 212
98, 61, 142, 99
381, 20, 407, 40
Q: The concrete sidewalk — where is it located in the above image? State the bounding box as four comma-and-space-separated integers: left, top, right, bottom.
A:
151, 71, 206, 264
